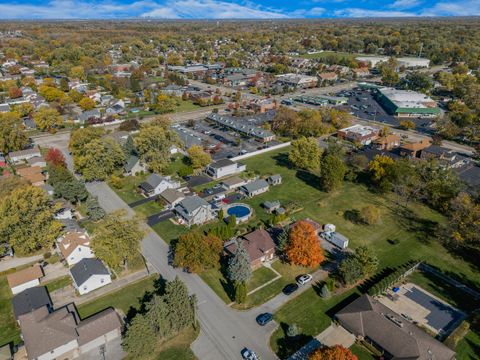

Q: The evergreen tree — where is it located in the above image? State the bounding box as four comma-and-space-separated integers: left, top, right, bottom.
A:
86, 196, 105, 221
164, 277, 196, 332
55, 180, 88, 203
122, 314, 156, 357
227, 240, 252, 284
287, 323, 299, 337
320, 284, 331, 298
277, 226, 289, 252
234, 281, 247, 303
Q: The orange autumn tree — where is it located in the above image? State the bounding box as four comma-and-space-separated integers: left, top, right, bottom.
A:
309, 345, 358, 360
286, 220, 324, 267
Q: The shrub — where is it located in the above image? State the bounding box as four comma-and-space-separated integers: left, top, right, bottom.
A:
359, 205, 381, 225
43, 252, 51, 259
287, 324, 299, 337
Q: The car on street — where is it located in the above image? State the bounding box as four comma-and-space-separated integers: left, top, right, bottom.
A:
282, 283, 299, 295
296, 274, 313, 285
256, 313, 273, 326
241, 348, 259, 360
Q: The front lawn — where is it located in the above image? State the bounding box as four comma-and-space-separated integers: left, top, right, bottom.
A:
77, 275, 157, 318
350, 343, 375, 360
108, 174, 148, 204
270, 287, 360, 359
44, 275, 72, 292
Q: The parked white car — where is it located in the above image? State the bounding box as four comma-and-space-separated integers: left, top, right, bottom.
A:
296, 274, 312, 286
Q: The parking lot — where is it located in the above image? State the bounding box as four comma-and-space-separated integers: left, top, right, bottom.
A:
379, 283, 465, 336
173, 114, 280, 160
339, 88, 435, 131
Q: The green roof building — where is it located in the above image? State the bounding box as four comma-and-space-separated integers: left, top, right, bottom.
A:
375, 87, 441, 118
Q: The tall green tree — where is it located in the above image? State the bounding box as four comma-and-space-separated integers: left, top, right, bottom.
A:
91, 211, 144, 271
320, 154, 346, 192
163, 277, 197, 332
288, 137, 321, 171
227, 240, 252, 284
0, 112, 29, 154
85, 196, 106, 221
122, 314, 156, 358
0, 186, 62, 255
174, 231, 223, 273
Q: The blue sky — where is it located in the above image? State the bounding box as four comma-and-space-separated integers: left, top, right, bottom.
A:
0, 0, 478, 19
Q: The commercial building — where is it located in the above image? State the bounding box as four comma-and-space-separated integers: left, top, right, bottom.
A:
207, 113, 276, 142
275, 73, 318, 88
375, 87, 440, 118
337, 124, 380, 145
356, 56, 430, 68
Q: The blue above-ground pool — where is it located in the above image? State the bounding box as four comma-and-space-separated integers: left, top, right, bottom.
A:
227, 205, 251, 218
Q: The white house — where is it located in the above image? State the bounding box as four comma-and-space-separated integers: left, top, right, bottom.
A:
7, 265, 44, 295
240, 179, 270, 198
8, 146, 42, 164
124, 155, 146, 176
205, 159, 246, 179
139, 174, 181, 197
174, 195, 215, 226
70, 258, 112, 295
57, 231, 95, 266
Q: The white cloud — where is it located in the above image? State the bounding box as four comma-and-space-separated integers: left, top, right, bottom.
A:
141, 0, 288, 18
421, 0, 480, 16
334, 8, 415, 17
389, 0, 422, 9
289, 6, 325, 17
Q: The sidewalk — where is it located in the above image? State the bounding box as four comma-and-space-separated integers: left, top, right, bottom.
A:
51, 268, 152, 308
0, 254, 43, 272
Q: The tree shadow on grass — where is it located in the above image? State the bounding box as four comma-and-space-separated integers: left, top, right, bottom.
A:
219, 256, 236, 302
461, 336, 480, 360
392, 206, 439, 244
125, 276, 168, 323
273, 153, 291, 169
325, 293, 361, 319
344, 209, 361, 224
274, 322, 314, 360
295, 170, 322, 192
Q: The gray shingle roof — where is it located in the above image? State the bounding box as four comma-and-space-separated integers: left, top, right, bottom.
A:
140, 173, 166, 192
176, 195, 209, 214
242, 179, 269, 193
70, 258, 109, 287
124, 155, 139, 172
12, 286, 52, 319
209, 158, 236, 169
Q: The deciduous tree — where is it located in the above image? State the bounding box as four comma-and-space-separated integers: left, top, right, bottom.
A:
45, 148, 66, 167
32, 107, 63, 131
174, 231, 223, 273
309, 345, 357, 360
289, 137, 321, 171
320, 154, 346, 192
0, 112, 29, 154
0, 186, 62, 255
79, 97, 96, 111
286, 221, 325, 267
188, 145, 211, 169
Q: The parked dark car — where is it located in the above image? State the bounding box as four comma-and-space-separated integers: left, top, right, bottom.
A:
256, 313, 273, 326
282, 283, 299, 295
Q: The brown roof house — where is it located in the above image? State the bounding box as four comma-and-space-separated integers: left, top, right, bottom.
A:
7, 265, 44, 295
225, 229, 276, 269
399, 138, 431, 158
16, 166, 46, 186
336, 295, 456, 360
373, 133, 401, 150
57, 231, 95, 266
18, 304, 122, 360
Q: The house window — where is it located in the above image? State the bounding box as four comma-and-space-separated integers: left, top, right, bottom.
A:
101, 278, 105, 283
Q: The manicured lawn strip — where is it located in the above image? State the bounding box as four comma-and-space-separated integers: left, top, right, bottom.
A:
165, 154, 190, 176
126, 110, 155, 119
0, 277, 20, 347
152, 220, 189, 245
270, 287, 360, 358
77, 275, 157, 319
44, 275, 72, 292
108, 174, 148, 204
247, 266, 278, 292
174, 100, 201, 113
134, 200, 165, 218
153, 326, 199, 360
456, 330, 480, 360
241, 148, 480, 290
350, 343, 375, 360
199, 268, 232, 304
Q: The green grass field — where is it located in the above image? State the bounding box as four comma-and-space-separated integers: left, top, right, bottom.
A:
108, 174, 148, 204
44, 275, 72, 292
298, 51, 363, 61
0, 277, 20, 347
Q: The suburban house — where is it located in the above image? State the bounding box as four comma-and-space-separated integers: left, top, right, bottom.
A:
373, 133, 401, 150
12, 286, 53, 320
7, 265, 44, 295
16, 166, 46, 186
57, 231, 94, 266
54, 200, 75, 220
262, 200, 281, 213
250, 98, 277, 113
240, 179, 269, 198
337, 124, 380, 145
18, 304, 122, 360
352, 67, 370, 78
205, 159, 246, 179
174, 195, 215, 226
160, 188, 185, 209
26, 155, 46, 168
221, 176, 247, 190
139, 174, 181, 197
267, 174, 282, 186
224, 229, 276, 269
124, 155, 145, 176
8, 146, 41, 164
336, 295, 456, 360
70, 258, 112, 295
318, 72, 338, 83
399, 138, 432, 158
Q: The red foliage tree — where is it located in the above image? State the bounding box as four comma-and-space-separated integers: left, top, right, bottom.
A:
309, 345, 358, 360
285, 220, 325, 267
8, 87, 23, 99
45, 148, 66, 167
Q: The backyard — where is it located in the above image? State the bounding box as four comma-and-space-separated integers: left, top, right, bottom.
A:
0, 276, 20, 347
